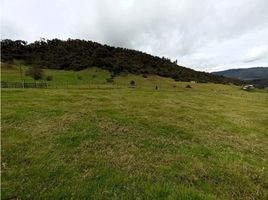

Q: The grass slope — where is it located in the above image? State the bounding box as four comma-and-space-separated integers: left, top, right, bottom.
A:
1, 64, 268, 199
1, 62, 204, 89
1, 62, 110, 85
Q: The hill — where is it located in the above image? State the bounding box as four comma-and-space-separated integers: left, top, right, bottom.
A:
212, 67, 268, 80
1, 62, 192, 89
250, 78, 268, 88
1, 39, 242, 85
212, 67, 268, 88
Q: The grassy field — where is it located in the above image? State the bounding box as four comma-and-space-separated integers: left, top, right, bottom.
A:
1, 63, 268, 199
1, 62, 203, 89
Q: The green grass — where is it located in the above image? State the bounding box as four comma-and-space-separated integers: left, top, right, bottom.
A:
1, 62, 111, 86
1, 61, 208, 89
1, 63, 268, 199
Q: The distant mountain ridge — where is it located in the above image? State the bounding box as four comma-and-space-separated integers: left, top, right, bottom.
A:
212, 67, 268, 88
212, 67, 268, 80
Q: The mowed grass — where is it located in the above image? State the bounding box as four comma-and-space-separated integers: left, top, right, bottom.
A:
1, 64, 268, 199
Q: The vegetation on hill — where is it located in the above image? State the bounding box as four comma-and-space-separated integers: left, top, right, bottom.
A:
1, 62, 189, 89
250, 78, 268, 88
1, 39, 242, 85
212, 67, 268, 88
212, 67, 268, 80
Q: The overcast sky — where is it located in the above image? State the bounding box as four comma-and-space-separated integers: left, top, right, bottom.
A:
1, 0, 268, 72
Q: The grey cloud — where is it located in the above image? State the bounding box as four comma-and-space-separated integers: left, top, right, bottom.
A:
243, 45, 268, 63
1, 0, 268, 71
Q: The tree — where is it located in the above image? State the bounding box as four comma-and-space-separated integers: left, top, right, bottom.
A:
25, 67, 44, 80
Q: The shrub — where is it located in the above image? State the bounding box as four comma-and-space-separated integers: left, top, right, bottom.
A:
106, 77, 114, 83
106, 74, 116, 83
25, 67, 44, 80
142, 74, 148, 78
186, 85, 192, 88
111, 73, 116, 78
130, 80, 136, 86
46, 75, 53, 81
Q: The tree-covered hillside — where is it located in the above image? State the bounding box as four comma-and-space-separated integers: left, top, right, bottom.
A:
1, 39, 242, 84
212, 67, 268, 80
212, 67, 268, 88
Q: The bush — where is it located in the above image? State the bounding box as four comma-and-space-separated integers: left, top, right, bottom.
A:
142, 74, 148, 78
46, 75, 53, 81
25, 67, 44, 80
185, 85, 192, 88
130, 80, 136, 86
106, 74, 115, 83
111, 73, 116, 78
106, 77, 114, 83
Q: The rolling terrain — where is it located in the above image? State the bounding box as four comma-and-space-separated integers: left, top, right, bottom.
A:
1, 39, 242, 85
213, 67, 268, 88
1, 63, 268, 200
212, 67, 268, 80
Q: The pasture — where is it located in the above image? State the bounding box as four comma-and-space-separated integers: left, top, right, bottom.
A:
1, 63, 268, 199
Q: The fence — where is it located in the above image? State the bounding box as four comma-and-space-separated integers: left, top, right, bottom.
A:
0, 81, 128, 89
1, 81, 48, 88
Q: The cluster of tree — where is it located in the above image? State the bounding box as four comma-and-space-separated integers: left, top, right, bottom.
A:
1, 39, 243, 85
24, 66, 54, 81
25, 67, 44, 80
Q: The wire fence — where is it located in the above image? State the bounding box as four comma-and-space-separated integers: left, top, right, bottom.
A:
1, 81, 48, 88
0, 81, 138, 90
1, 81, 267, 102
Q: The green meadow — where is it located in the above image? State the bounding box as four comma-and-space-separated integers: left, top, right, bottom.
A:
1, 63, 268, 199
